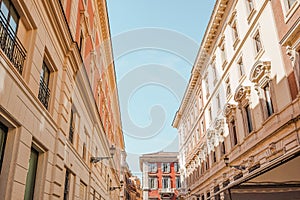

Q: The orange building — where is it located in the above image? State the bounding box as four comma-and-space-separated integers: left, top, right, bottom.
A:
140, 152, 180, 200
0, 0, 125, 199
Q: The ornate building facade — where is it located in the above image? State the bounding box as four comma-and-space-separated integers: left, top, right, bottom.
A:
140, 152, 181, 200
0, 0, 125, 199
173, 0, 300, 199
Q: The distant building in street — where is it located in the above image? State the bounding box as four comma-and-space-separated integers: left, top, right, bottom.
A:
140, 152, 180, 200
173, 0, 300, 199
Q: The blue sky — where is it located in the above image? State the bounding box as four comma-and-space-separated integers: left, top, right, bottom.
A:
106, 0, 215, 176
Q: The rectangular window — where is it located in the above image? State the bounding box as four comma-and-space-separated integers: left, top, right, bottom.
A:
231, 120, 238, 146
0, 0, 26, 74
148, 177, 157, 189
0, 122, 8, 173
225, 77, 231, 97
24, 148, 39, 200
212, 63, 217, 84
162, 163, 170, 173
79, 31, 84, 55
162, 177, 170, 189
149, 163, 157, 173
216, 94, 221, 110
220, 43, 227, 64
221, 141, 226, 156
69, 109, 74, 143
213, 151, 217, 163
246, 0, 254, 12
176, 176, 181, 188
245, 105, 253, 133
254, 31, 262, 54
38, 61, 51, 109
237, 58, 245, 77
287, 0, 297, 9
174, 162, 179, 173
208, 107, 212, 122
263, 84, 274, 117
64, 169, 71, 200
232, 21, 239, 41
79, 181, 87, 200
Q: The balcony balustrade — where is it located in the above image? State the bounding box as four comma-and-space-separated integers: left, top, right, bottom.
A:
0, 11, 26, 75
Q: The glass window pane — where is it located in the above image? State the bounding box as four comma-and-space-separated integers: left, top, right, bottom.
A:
24, 148, 39, 200
0, 123, 8, 173
0, 0, 9, 20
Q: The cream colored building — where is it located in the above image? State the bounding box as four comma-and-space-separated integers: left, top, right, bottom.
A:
0, 0, 124, 200
173, 0, 300, 199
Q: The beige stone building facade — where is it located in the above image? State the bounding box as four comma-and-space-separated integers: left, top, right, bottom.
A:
173, 0, 300, 199
0, 0, 125, 200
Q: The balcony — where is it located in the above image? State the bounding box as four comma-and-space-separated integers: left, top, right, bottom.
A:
0, 11, 26, 75
38, 78, 50, 109
158, 188, 175, 194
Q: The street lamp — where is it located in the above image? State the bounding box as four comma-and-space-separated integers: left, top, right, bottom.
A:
224, 156, 246, 170
90, 145, 116, 163
110, 180, 124, 191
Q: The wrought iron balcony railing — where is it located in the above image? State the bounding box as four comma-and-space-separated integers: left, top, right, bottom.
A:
0, 11, 26, 75
38, 78, 50, 109
158, 188, 175, 194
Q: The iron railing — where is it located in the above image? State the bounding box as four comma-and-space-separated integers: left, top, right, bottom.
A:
0, 10, 26, 75
38, 78, 50, 109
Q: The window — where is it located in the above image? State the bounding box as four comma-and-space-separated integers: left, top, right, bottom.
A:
232, 21, 239, 42
230, 120, 238, 146
174, 162, 179, 173
225, 77, 231, 97
208, 107, 212, 122
176, 176, 181, 188
221, 141, 226, 156
38, 61, 51, 109
64, 169, 71, 200
79, 181, 87, 200
214, 186, 220, 200
24, 148, 39, 200
254, 31, 263, 54
220, 43, 227, 65
216, 94, 221, 110
245, 105, 253, 133
213, 151, 217, 163
237, 58, 245, 77
69, 109, 74, 143
286, 0, 297, 9
205, 76, 210, 97
263, 84, 274, 117
82, 142, 86, 161
246, 0, 254, 12
0, 0, 19, 33
148, 177, 157, 189
162, 177, 170, 189
148, 163, 157, 173
79, 31, 84, 55
0, 122, 7, 173
162, 163, 170, 173
212, 62, 217, 84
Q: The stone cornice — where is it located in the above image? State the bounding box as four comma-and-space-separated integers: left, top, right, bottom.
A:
173, 0, 230, 128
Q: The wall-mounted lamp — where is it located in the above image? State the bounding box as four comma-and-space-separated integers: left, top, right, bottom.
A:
224, 156, 246, 170
90, 145, 116, 163
110, 180, 124, 191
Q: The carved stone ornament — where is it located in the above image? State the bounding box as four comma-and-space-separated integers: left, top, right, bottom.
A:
207, 129, 215, 139
223, 103, 237, 118
286, 46, 296, 62
234, 85, 251, 102
214, 118, 224, 130
249, 61, 271, 87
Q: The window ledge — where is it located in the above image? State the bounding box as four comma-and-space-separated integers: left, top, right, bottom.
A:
254, 48, 265, 61
284, 1, 300, 23
247, 9, 256, 24
222, 60, 228, 70
233, 38, 240, 50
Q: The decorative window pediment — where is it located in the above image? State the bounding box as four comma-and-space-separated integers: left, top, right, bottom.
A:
234, 85, 251, 108
223, 103, 237, 119
249, 61, 271, 90
214, 118, 224, 130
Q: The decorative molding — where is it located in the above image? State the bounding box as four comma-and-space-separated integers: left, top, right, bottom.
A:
223, 103, 237, 119
234, 85, 251, 102
249, 60, 271, 92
